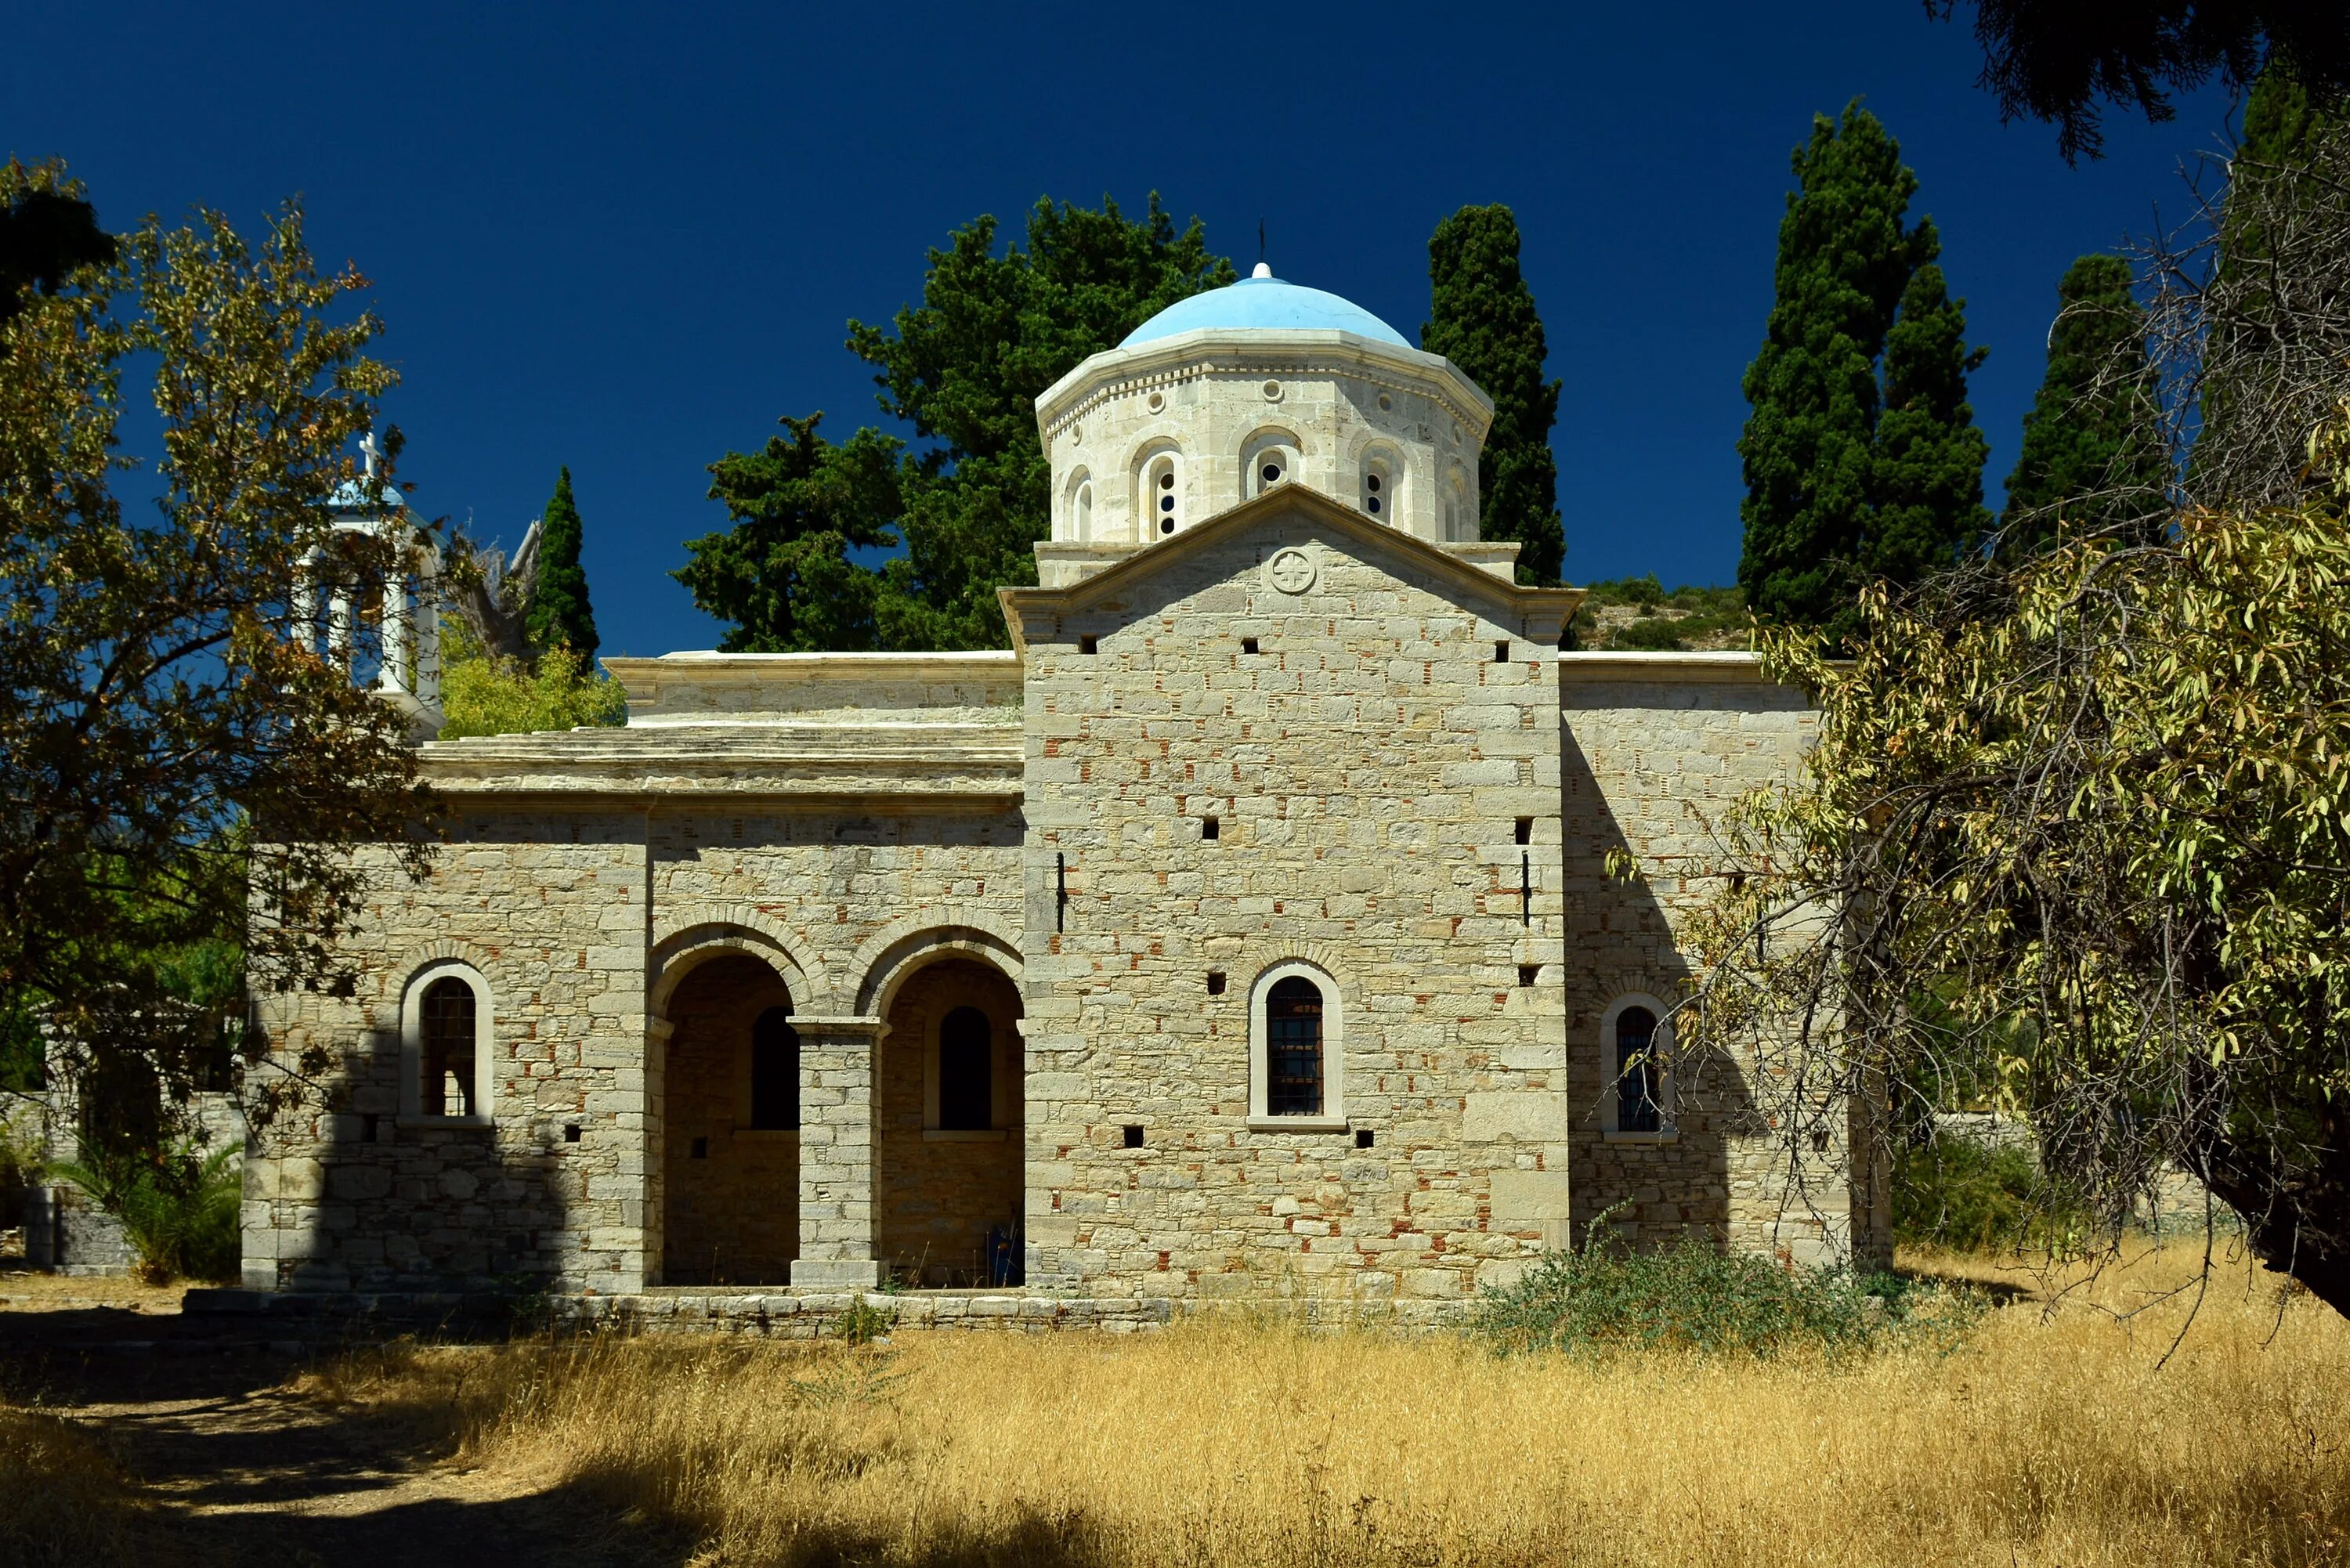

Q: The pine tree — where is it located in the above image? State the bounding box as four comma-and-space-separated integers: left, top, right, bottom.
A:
2000, 255, 2163, 553
1869, 256, 1990, 581
682, 196, 1231, 652
677, 414, 899, 652
1738, 103, 1987, 634
1421, 205, 1564, 586
526, 465, 599, 661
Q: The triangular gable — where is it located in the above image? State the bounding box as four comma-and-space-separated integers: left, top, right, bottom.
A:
998, 484, 1582, 654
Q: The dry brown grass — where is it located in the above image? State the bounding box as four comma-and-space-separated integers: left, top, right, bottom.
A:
0, 1400, 156, 1566
298, 1242, 2350, 1568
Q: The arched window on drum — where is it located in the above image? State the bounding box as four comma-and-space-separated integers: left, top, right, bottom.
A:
1358, 446, 1400, 522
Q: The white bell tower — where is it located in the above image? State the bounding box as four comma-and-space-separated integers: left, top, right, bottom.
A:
292, 434, 444, 739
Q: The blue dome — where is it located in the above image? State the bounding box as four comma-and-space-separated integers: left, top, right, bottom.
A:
1122, 273, 1410, 349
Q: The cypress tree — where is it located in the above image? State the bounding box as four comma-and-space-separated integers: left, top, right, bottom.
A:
1422, 204, 1564, 586
2000, 255, 2163, 553
1869, 255, 1990, 581
526, 465, 599, 661
1738, 103, 1987, 634
2200, 68, 2350, 505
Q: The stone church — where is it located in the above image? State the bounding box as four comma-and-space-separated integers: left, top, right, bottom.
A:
244, 267, 1885, 1318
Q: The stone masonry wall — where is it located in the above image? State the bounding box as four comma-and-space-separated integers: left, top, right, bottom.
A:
1558, 659, 1869, 1266
247, 793, 1029, 1294
1017, 506, 1574, 1313
245, 807, 649, 1292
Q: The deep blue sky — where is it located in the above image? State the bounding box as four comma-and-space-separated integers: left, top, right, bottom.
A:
10, 2, 2237, 656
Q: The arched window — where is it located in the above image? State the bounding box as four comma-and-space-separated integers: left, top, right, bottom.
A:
938, 1006, 992, 1130
400, 960, 493, 1122
1600, 995, 1673, 1138
1143, 453, 1181, 537
1076, 481, 1094, 540
1616, 1007, 1661, 1133
1359, 449, 1399, 521
1265, 977, 1324, 1115
421, 977, 475, 1118
1242, 430, 1301, 500
1443, 466, 1472, 542
1248, 963, 1346, 1128
749, 1006, 799, 1130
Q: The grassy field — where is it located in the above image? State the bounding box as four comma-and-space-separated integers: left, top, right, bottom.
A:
270, 1242, 2350, 1568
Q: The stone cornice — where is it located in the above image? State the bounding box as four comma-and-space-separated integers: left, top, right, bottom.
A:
1032, 329, 1495, 446
416, 724, 1022, 802
603, 649, 1021, 721
1556, 651, 1778, 684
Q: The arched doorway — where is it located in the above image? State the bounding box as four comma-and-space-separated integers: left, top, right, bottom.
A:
660, 953, 798, 1284
877, 957, 1024, 1287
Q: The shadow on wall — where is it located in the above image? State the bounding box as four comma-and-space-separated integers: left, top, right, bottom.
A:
1559, 715, 1753, 1255
245, 985, 580, 1294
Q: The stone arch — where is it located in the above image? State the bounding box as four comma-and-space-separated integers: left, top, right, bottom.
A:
1344, 429, 1412, 532
1237, 422, 1308, 500
648, 905, 825, 1020
368, 936, 504, 1031
848, 907, 1023, 1017
1063, 465, 1095, 541
853, 913, 1027, 1288
1128, 434, 1191, 542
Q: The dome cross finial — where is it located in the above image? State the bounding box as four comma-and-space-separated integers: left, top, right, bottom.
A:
1251, 262, 1273, 280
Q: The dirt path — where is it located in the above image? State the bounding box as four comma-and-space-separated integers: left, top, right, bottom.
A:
0, 1282, 689, 1566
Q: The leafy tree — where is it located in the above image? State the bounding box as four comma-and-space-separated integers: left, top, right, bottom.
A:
682, 196, 1232, 651
1926, 0, 2350, 161
2000, 255, 2164, 552
1738, 103, 1985, 638
1868, 261, 1991, 582
0, 158, 432, 1147
523, 465, 598, 660
0, 165, 114, 325
1421, 204, 1564, 585
1680, 401, 2350, 1314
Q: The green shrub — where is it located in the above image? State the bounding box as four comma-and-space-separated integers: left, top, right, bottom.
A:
47, 1137, 240, 1283
0, 1111, 42, 1216
437, 635, 627, 739
1893, 1135, 2088, 1255
1473, 1225, 1954, 1359
1610, 614, 1692, 650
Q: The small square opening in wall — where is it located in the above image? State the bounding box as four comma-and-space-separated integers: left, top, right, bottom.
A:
1079, 634, 1098, 655
1123, 1124, 1144, 1149
1201, 816, 1220, 841
1354, 1128, 1375, 1149
1206, 971, 1227, 995
564, 1122, 582, 1143
1242, 637, 1259, 655
1515, 817, 1533, 845
1519, 964, 1541, 988
1495, 640, 1512, 663
689, 1136, 709, 1160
